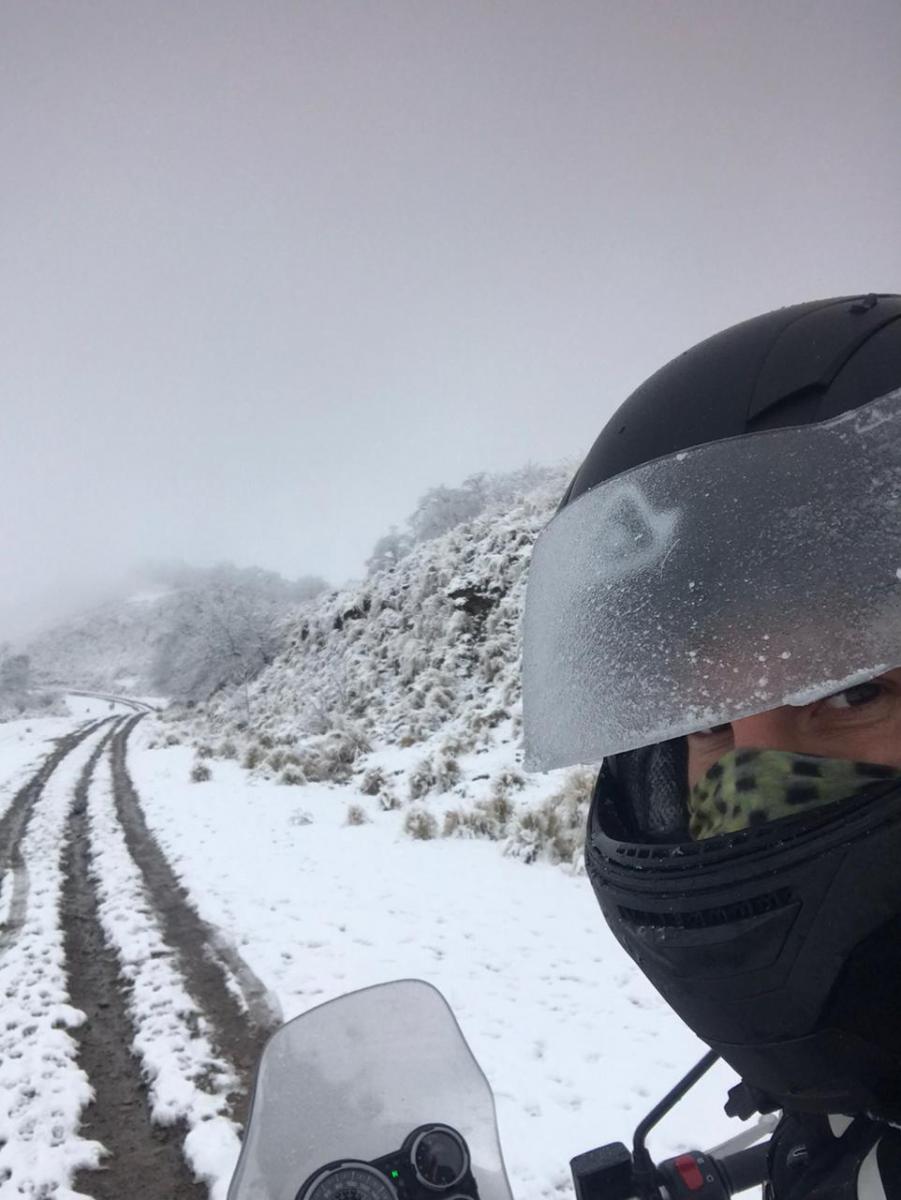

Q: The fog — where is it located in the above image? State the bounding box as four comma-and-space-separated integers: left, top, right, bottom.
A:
3, 0, 899, 641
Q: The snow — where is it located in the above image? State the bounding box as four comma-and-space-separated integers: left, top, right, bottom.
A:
0, 723, 110, 1200
86, 753, 241, 1199
0, 706, 757, 1200
0, 717, 78, 822
126, 722, 752, 1198
0, 459, 766, 1198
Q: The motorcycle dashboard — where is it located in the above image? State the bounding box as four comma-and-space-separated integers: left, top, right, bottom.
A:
298, 1123, 479, 1200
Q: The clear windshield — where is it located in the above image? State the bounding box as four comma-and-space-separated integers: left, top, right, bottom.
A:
227, 980, 513, 1200
523, 388, 901, 768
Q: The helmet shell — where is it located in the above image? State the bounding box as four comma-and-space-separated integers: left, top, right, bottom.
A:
562, 293, 901, 508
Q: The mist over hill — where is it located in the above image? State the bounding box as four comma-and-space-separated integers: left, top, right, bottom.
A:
17, 563, 327, 708
8, 464, 590, 864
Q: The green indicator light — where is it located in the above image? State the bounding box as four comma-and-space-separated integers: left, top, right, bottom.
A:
391, 1171, 400, 1179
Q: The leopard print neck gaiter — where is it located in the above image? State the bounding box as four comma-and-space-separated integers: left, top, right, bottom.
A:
688, 749, 901, 841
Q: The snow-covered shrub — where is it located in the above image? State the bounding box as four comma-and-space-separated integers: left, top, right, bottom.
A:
190, 761, 212, 783
377, 788, 400, 811
443, 793, 514, 841
244, 744, 263, 769
360, 767, 385, 796
268, 749, 287, 772
404, 807, 438, 840
165, 732, 181, 747
408, 753, 460, 800
434, 754, 460, 793
491, 768, 526, 800
279, 768, 305, 786
346, 804, 370, 826
289, 808, 313, 826
219, 738, 238, 759
506, 768, 595, 867
294, 724, 371, 784
440, 732, 474, 758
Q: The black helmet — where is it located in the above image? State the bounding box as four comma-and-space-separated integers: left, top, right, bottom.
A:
522, 294, 901, 1120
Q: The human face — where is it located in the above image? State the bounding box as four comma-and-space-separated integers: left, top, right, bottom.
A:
686, 667, 901, 790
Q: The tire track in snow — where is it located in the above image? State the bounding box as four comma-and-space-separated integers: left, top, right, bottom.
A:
0, 720, 115, 1198
64, 727, 209, 1200
0, 721, 105, 958
107, 717, 278, 1117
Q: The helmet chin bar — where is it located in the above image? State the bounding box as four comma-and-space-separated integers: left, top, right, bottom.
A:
587, 764, 901, 1120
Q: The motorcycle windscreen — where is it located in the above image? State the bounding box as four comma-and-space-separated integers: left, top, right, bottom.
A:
227, 979, 514, 1200
523, 387, 901, 769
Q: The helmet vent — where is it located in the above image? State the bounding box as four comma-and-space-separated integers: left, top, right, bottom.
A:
618, 886, 793, 930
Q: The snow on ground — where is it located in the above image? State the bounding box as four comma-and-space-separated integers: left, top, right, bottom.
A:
0, 723, 112, 1200
127, 720, 753, 1200
0, 715, 94, 823
86, 752, 242, 1200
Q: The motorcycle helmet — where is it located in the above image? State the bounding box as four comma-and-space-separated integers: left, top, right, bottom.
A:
522, 294, 901, 1119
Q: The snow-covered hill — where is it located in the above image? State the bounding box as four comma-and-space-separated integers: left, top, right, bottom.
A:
176, 464, 589, 865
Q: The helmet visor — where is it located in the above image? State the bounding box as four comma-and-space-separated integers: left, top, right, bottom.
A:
523, 388, 901, 769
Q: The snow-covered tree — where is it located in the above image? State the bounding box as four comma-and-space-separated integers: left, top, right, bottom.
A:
151, 564, 322, 710
365, 526, 413, 576
0, 651, 31, 694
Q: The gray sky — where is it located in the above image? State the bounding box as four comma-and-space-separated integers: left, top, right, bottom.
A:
3, 0, 900, 639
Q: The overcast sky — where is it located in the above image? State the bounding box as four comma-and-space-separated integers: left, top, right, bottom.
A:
2, 0, 900, 639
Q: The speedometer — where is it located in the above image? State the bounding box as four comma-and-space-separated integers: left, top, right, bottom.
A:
299, 1162, 398, 1200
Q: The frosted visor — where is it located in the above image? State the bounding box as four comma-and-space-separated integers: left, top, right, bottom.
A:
523, 388, 901, 769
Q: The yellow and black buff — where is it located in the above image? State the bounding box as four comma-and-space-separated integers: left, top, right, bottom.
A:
688, 749, 901, 841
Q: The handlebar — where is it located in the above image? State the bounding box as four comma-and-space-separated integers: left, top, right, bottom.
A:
571, 1138, 771, 1200
658, 1142, 770, 1199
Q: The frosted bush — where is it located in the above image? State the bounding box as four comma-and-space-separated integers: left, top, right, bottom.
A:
346, 803, 370, 826
491, 768, 525, 799
279, 768, 305, 786
408, 753, 460, 800
190, 762, 212, 783
404, 807, 438, 841
434, 754, 460, 792
408, 757, 435, 800
360, 766, 385, 796
295, 724, 371, 784
443, 793, 514, 842
506, 767, 596, 867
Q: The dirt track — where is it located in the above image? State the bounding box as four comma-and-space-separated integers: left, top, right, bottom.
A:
0, 706, 278, 1198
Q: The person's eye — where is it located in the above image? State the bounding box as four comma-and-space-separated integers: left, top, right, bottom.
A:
822, 681, 883, 710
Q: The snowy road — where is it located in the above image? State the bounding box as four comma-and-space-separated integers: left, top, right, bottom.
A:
0, 705, 752, 1200
0, 704, 276, 1200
